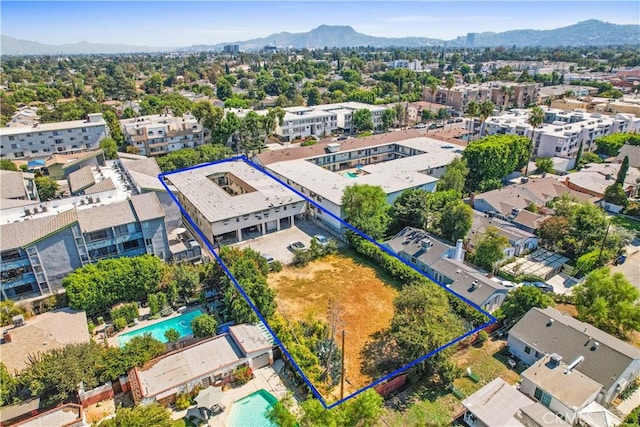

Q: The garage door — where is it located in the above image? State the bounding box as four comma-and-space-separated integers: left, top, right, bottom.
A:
252, 352, 271, 369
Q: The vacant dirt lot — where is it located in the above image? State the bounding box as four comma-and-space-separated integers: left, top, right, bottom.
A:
268, 253, 398, 398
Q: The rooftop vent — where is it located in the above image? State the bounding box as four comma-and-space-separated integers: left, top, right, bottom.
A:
591, 342, 600, 351
547, 318, 554, 327
564, 355, 585, 374
12, 315, 25, 328
420, 238, 433, 251
550, 353, 563, 367
326, 143, 341, 153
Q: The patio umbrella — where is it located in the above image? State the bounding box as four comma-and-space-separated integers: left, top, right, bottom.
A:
355, 164, 364, 170
27, 159, 46, 169
194, 386, 224, 409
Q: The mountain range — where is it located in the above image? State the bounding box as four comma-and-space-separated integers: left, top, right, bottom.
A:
2, 20, 639, 55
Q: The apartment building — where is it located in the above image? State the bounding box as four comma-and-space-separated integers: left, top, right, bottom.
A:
423, 82, 539, 113
165, 160, 306, 245
483, 108, 639, 159
0, 113, 109, 160
0, 192, 170, 300
121, 113, 207, 156
275, 102, 387, 141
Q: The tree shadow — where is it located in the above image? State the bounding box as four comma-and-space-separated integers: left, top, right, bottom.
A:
359, 329, 403, 379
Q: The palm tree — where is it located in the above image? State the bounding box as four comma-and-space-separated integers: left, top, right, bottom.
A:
500, 85, 515, 110
466, 100, 480, 141
428, 81, 439, 103
445, 73, 456, 106
479, 100, 495, 138
524, 106, 545, 176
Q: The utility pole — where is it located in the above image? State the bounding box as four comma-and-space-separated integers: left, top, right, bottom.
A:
340, 330, 346, 400
597, 221, 611, 267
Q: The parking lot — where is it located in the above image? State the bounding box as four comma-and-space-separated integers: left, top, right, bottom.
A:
231, 219, 337, 264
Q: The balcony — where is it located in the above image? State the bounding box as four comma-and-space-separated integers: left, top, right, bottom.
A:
2, 272, 36, 289
85, 232, 143, 251
1, 257, 31, 271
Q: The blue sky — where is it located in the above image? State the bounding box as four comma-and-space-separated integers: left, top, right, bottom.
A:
2, 1, 639, 46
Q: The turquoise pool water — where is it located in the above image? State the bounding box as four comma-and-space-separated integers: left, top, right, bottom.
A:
117, 309, 203, 347
227, 389, 278, 427
343, 172, 358, 178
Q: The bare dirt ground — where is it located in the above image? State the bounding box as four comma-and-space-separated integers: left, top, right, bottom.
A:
268, 253, 398, 396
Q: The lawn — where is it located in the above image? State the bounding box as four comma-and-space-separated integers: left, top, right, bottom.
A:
611, 215, 640, 236
267, 252, 399, 398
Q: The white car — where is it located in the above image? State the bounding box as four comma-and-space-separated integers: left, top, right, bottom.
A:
313, 234, 329, 247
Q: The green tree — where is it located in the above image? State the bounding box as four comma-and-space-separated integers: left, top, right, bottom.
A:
0, 159, 18, 171
391, 188, 430, 231
381, 108, 395, 131
573, 268, 640, 337
0, 300, 29, 326
575, 139, 584, 167
465, 100, 480, 140
35, 176, 59, 201
306, 87, 321, 106
143, 73, 164, 95
342, 184, 390, 240
473, 226, 509, 271
101, 403, 173, 427
604, 183, 628, 206
99, 137, 118, 160
164, 328, 180, 344
190, 314, 218, 338
439, 201, 473, 243
437, 157, 468, 194
216, 77, 233, 101
616, 155, 629, 185
495, 286, 554, 323
352, 108, 373, 133
478, 100, 495, 134
535, 157, 554, 174
1, 363, 17, 406
595, 133, 640, 157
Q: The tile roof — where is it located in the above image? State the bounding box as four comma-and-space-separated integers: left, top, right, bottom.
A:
77, 199, 136, 233
0, 208, 78, 249
129, 192, 165, 222
0, 170, 28, 200
67, 165, 96, 194
509, 307, 640, 393
84, 177, 116, 194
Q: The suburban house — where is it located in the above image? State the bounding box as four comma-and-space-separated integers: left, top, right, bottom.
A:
519, 354, 622, 425
461, 377, 569, 427
615, 144, 640, 169
563, 163, 640, 198
471, 176, 592, 233
0, 113, 109, 160
508, 307, 640, 405
15, 148, 107, 180
7, 403, 86, 427
467, 209, 539, 257
120, 113, 207, 156
0, 192, 170, 300
128, 324, 274, 406
383, 227, 508, 313
0, 308, 91, 374
165, 160, 306, 245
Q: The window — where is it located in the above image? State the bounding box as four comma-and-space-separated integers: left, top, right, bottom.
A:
524, 346, 531, 354
10, 144, 18, 149
14, 152, 24, 157
8, 136, 15, 141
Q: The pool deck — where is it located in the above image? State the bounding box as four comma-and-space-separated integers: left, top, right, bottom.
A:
105, 306, 203, 347
171, 361, 293, 426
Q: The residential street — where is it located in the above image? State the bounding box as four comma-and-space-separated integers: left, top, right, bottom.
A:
610, 238, 640, 291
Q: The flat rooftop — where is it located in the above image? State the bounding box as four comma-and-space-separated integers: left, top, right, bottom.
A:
268, 159, 437, 205
1, 309, 90, 374
165, 160, 304, 223
522, 357, 602, 408
0, 116, 106, 136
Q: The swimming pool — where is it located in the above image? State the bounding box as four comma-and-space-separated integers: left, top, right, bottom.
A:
343, 172, 359, 178
227, 389, 278, 427
117, 309, 203, 347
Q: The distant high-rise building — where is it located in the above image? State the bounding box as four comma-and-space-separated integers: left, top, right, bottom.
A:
466, 33, 476, 47
223, 44, 239, 54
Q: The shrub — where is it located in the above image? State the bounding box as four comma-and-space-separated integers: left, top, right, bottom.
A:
476, 330, 489, 345
270, 261, 283, 272
175, 393, 192, 410
233, 365, 253, 384
300, 139, 317, 147
87, 320, 95, 335
110, 303, 139, 324
113, 317, 127, 331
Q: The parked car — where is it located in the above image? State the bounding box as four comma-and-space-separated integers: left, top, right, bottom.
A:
522, 281, 554, 293
413, 123, 427, 129
262, 254, 275, 264
289, 241, 307, 252
313, 234, 329, 247
613, 254, 627, 265
500, 280, 518, 289
428, 123, 437, 129
454, 118, 463, 123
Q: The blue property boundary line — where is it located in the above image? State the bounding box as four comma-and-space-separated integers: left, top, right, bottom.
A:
158, 155, 496, 409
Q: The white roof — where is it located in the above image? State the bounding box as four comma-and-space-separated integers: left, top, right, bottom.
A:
166, 160, 304, 223
268, 159, 437, 205
462, 378, 533, 427
0, 117, 106, 136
